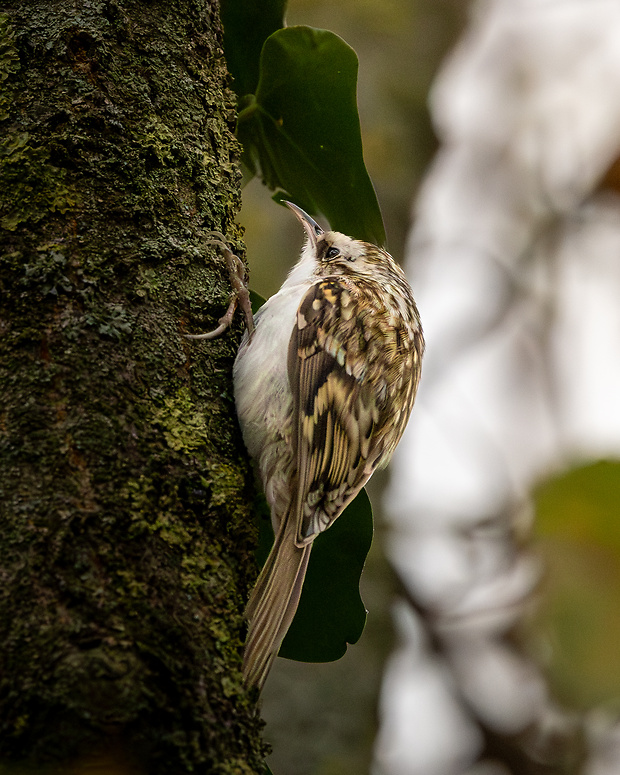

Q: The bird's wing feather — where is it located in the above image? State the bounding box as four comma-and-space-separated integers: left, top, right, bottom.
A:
288, 278, 385, 545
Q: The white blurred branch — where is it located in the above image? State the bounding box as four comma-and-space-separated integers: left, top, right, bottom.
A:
377, 1, 620, 773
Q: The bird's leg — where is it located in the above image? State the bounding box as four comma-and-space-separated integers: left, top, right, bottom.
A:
185, 232, 255, 340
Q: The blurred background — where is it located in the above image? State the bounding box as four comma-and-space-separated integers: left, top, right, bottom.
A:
236, 1, 620, 773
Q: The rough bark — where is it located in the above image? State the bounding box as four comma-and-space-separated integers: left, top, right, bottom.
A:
0, 1, 264, 772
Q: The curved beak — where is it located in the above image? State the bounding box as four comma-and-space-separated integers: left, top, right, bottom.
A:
284, 201, 323, 248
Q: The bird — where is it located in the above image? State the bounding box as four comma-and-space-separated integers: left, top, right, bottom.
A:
233, 202, 424, 690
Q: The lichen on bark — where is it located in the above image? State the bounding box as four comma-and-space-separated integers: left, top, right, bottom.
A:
0, 1, 264, 772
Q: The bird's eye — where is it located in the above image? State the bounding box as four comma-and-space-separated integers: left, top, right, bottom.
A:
326, 246, 340, 259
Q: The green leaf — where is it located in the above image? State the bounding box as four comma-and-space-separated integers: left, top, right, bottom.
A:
220, 0, 287, 99
248, 288, 267, 314
237, 26, 386, 245
532, 460, 620, 708
255, 489, 373, 663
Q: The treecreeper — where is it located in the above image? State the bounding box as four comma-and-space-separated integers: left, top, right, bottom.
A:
232, 203, 424, 691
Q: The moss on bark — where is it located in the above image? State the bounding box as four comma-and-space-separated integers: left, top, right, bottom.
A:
0, 1, 264, 772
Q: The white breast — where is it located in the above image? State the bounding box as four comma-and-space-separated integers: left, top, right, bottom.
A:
233, 284, 302, 460
233, 241, 317, 454
233, 243, 318, 525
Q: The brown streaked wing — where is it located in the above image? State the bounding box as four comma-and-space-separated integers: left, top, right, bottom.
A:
288, 280, 379, 546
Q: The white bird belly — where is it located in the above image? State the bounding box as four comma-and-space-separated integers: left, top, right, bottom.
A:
233, 281, 311, 525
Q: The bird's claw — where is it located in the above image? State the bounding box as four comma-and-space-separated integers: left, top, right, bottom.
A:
185, 233, 255, 341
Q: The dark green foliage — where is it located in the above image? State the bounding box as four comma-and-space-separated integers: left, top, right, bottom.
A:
238, 27, 386, 245
254, 490, 372, 663
280, 489, 372, 662
221, 1, 386, 244
220, 0, 286, 99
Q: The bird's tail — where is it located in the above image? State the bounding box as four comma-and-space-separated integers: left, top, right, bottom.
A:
243, 513, 311, 690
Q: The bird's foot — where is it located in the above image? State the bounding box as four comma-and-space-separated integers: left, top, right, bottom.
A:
185, 232, 255, 340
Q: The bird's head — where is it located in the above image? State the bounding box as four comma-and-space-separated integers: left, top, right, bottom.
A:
285, 201, 396, 280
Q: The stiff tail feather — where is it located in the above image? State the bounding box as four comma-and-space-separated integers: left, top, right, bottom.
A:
243, 513, 312, 689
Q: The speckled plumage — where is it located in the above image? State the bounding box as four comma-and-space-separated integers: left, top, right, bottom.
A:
233, 204, 424, 689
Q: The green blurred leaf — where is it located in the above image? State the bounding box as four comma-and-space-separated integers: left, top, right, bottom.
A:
220, 0, 287, 99
237, 26, 385, 245
255, 489, 373, 663
536, 459, 620, 551
532, 460, 620, 708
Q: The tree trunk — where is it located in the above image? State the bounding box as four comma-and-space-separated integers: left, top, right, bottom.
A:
0, 2, 264, 772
